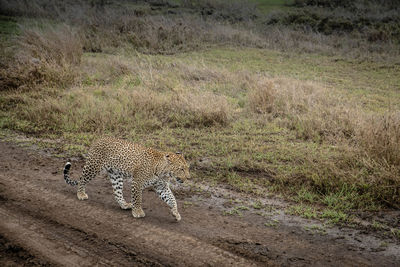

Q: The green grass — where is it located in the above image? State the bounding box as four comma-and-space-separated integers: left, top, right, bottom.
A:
223, 207, 243, 216
0, 15, 18, 36
390, 228, 400, 239
286, 204, 348, 224
371, 221, 386, 231
0, 15, 19, 58
304, 224, 327, 235
286, 204, 318, 219
320, 209, 348, 224
252, 201, 264, 209
264, 219, 280, 227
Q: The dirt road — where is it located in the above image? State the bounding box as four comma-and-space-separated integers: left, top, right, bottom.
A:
0, 140, 398, 266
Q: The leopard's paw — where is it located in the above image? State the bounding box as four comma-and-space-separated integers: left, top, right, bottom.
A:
132, 208, 145, 218
77, 192, 88, 200
121, 203, 133, 210
172, 210, 181, 222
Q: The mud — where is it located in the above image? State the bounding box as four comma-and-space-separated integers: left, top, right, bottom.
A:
0, 140, 399, 266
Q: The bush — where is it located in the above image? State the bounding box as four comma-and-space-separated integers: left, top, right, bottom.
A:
292, 0, 352, 8
78, 9, 266, 54
181, 0, 259, 22
264, 2, 400, 44
0, 0, 85, 18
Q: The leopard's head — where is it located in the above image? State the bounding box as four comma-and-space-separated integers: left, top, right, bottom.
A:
165, 152, 190, 184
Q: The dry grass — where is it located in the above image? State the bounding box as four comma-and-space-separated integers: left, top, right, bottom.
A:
248, 79, 275, 114
17, 24, 81, 66
248, 77, 356, 142
175, 92, 232, 127
358, 112, 400, 166
10, 84, 232, 134
247, 76, 400, 171
0, 23, 82, 91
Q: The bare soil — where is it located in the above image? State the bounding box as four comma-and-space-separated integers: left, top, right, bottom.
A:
0, 140, 399, 266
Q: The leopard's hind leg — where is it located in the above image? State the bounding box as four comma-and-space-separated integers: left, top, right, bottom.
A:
107, 168, 132, 210
77, 159, 101, 200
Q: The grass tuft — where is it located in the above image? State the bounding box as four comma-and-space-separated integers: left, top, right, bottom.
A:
1, 23, 82, 91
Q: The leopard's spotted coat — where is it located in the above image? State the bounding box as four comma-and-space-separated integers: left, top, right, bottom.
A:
63, 137, 190, 221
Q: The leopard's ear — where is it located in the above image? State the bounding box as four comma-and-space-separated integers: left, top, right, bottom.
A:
175, 151, 182, 155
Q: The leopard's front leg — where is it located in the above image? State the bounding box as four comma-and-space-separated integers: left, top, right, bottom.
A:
154, 182, 181, 221
131, 179, 145, 218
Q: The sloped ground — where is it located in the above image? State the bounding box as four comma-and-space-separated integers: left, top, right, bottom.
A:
0, 140, 399, 266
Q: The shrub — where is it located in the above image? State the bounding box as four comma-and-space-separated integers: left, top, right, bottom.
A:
79, 11, 265, 54
181, 0, 259, 22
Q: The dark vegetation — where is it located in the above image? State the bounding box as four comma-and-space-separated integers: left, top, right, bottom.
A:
269, 0, 400, 42
1, 0, 399, 58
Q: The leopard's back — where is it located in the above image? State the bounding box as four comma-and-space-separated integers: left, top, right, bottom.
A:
87, 136, 165, 176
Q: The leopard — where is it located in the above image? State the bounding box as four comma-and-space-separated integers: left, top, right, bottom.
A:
63, 136, 190, 221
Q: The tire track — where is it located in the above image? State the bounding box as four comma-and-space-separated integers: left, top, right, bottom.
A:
0, 172, 254, 266
0, 204, 161, 266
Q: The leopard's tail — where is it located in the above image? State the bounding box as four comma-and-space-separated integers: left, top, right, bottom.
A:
64, 162, 78, 186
